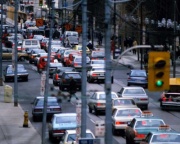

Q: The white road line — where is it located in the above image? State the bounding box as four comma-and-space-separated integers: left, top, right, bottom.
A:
90, 118, 95, 124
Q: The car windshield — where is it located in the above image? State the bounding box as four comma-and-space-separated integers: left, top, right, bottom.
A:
116, 109, 141, 117
36, 99, 59, 106
92, 51, 105, 56
66, 73, 81, 79
114, 99, 134, 106
92, 60, 105, 64
135, 120, 164, 128
152, 134, 180, 142
67, 133, 93, 142
56, 116, 76, 123
98, 94, 117, 100
131, 71, 146, 77
123, 89, 145, 95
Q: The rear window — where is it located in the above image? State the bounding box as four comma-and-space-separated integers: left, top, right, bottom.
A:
66, 73, 81, 78
135, 120, 164, 128
35, 99, 59, 106
152, 134, 180, 142
98, 94, 117, 100
92, 51, 105, 56
56, 116, 76, 123
25, 40, 38, 45
92, 60, 105, 64
67, 133, 93, 142
123, 89, 145, 95
116, 109, 141, 117
114, 99, 134, 106
131, 71, 146, 77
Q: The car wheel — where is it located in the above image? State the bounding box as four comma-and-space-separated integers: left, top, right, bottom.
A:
29, 60, 32, 64
87, 77, 93, 83
112, 126, 117, 136
53, 81, 57, 86
145, 105, 148, 110
89, 107, 92, 113
48, 132, 53, 141
33, 116, 38, 122
19, 56, 25, 61
111, 76, 114, 83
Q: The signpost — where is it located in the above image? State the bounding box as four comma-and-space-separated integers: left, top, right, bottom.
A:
76, 100, 82, 143
40, 71, 46, 96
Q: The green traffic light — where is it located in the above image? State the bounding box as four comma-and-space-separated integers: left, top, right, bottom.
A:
156, 80, 163, 87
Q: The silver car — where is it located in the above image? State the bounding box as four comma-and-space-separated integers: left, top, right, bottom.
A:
88, 91, 118, 115
48, 113, 77, 141
117, 87, 149, 110
112, 107, 142, 136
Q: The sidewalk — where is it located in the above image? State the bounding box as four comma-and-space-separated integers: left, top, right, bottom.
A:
0, 83, 41, 144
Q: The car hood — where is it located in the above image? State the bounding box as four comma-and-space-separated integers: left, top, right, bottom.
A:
53, 123, 77, 129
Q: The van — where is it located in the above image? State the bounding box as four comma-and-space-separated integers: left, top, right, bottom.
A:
21, 39, 41, 52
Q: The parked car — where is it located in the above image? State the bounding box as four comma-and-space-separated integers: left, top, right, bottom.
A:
127, 69, 148, 88
49, 62, 63, 78
117, 87, 149, 110
53, 67, 76, 86
60, 129, 95, 144
48, 113, 77, 141
125, 112, 166, 144
3, 64, 29, 82
112, 107, 142, 136
31, 96, 62, 122
88, 91, 118, 115
59, 72, 81, 91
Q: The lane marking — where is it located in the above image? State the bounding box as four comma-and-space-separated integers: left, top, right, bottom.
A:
90, 119, 95, 124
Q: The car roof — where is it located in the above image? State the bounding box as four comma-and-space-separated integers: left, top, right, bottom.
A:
131, 69, 146, 72
64, 72, 80, 74
54, 113, 76, 117
122, 86, 145, 89
36, 96, 57, 99
134, 117, 164, 120
115, 107, 141, 110
95, 91, 117, 95
112, 97, 135, 100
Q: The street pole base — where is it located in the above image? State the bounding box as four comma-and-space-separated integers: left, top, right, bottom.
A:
0, 78, 3, 86
23, 124, 29, 128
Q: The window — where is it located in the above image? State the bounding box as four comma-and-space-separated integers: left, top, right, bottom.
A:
66, 73, 81, 79
135, 120, 165, 128
116, 109, 141, 117
56, 116, 76, 123
123, 89, 145, 95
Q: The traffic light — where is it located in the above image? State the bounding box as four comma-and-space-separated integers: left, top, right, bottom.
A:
39, 0, 43, 6
148, 51, 170, 91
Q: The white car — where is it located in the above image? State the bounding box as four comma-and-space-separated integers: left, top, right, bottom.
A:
90, 60, 105, 67
112, 107, 142, 136
48, 113, 77, 141
59, 129, 95, 144
87, 66, 113, 83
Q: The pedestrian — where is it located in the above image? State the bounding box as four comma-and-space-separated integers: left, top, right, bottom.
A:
98, 32, 103, 45
144, 52, 148, 65
133, 39, 138, 54
68, 77, 78, 102
87, 40, 93, 51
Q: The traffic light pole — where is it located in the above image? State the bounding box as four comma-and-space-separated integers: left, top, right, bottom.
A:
0, 1, 3, 86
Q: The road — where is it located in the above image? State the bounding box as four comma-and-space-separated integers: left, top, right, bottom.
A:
2, 60, 180, 144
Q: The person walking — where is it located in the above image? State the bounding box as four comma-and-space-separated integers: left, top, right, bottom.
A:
68, 77, 78, 102
87, 40, 93, 51
132, 39, 138, 54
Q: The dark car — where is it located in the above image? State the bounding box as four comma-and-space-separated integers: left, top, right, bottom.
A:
49, 62, 63, 78
4, 64, 29, 82
28, 49, 47, 64
53, 67, 76, 86
31, 96, 62, 122
127, 69, 148, 88
59, 72, 81, 91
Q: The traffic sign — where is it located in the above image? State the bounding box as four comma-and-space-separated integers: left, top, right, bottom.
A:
36, 18, 43, 27
79, 138, 101, 144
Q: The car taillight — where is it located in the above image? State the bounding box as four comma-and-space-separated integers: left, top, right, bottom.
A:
34, 109, 42, 112
162, 97, 167, 101
74, 63, 78, 66
140, 98, 147, 101
127, 77, 131, 80
53, 108, 61, 111
92, 73, 97, 77
115, 121, 126, 125
53, 130, 65, 133
135, 131, 146, 139
55, 74, 59, 80
96, 103, 102, 106
161, 92, 165, 99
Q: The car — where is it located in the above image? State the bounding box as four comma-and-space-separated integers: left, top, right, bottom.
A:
49, 62, 63, 78
88, 91, 118, 115
90, 60, 105, 67
31, 96, 62, 122
48, 113, 77, 141
140, 125, 180, 144
112, 98, 137, 111
33, 35, 44, 41
53, 67, 76, 86
117, 87, 149, 110
72, 44, 90, 55
34, 53, 48, 66
59, 72, 82, 91
160, 78, 180, 110
127, 69, 148, 88
90, 50, 105, 60
60, 129, 95, 144
67, 35, 79, 46
45, 40, 63, 52
55, 47, 70, 62
71, 55, 91, 71
112, 107, 142, 136
125, 112, 166, 144
28, 49, 46, 64
21, 39, 41, 52
87, 66, 113, 83
3, 64, 29, 82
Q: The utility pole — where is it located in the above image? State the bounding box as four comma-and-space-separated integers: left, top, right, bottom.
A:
42, 1, 55, 143
14, 0, 19, 107
105, 0, 112, 144
0, 1, 5, 86
81, 0, 87, 138
140, 2, 143, 69
173, 0, 176, 78
113, 0, 116, 35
